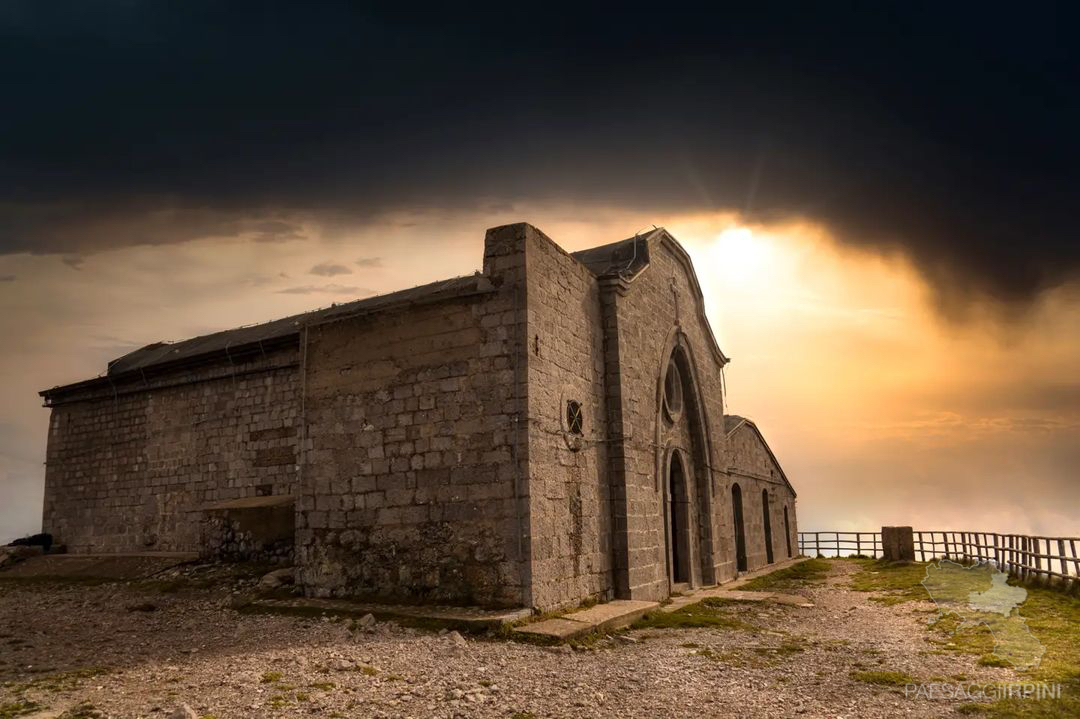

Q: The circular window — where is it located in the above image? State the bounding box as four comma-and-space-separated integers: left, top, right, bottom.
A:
663, 361, 683, 421
566, 400, 584, 436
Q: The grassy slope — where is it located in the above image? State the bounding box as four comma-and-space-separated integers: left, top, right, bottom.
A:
848, 559, 1080, 718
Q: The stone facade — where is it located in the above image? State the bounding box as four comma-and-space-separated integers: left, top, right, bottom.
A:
39, 222, 798, 611
41, 345, 300, 553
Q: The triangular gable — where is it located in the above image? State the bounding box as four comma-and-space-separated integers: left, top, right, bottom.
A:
724, 415, 796, 497
570, 227, 730, 369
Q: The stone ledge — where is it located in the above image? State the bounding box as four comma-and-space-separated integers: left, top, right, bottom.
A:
247, 597, 531, 631
512, 599, 660, 641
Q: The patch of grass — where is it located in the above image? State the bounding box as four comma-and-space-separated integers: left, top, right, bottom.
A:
869, 594, 914, 606
250, 601, 476, 633
0, 576, 113, 588
631, 599, 757, 632
848, 559, 930, 603
739, 558, 831, 591
307, 682, 335, 691
360, 665, 379, 677
10, 667, 111, 695
769, 640, 805, 657
851, 670, 918, 687
977, 654, 1011, 668
267, 695, 289, 709
138, 578, 192, 594
0, 699, 44, 719
57, 702, 103, 719
968, 581, 1080, 718
260, 671, 283, 684
511, 713, 536, 719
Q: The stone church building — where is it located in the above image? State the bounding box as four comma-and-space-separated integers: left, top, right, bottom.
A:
40, 223, 798, 611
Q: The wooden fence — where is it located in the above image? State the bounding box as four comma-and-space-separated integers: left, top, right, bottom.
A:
798, 530, 1080, 584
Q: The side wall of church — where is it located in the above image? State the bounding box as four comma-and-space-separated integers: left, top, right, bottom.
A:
42, 346, 301, 553
296, 241, 531, 608
522, 226, 613, 611
726, 423, 799, 569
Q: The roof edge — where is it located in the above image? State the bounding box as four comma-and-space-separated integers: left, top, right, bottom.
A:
40, 275, 495, 402
654, 229, 731, 367
725, 416, 796, 497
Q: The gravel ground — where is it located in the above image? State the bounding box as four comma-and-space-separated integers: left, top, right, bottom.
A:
0, 560, 1017, 718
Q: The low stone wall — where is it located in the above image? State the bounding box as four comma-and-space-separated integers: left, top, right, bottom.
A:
200, 500, 295, 565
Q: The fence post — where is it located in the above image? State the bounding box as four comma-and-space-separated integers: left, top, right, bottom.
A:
943, 533, 950, 560
992, 534, 1000, 569
1034, 537, 1040, 581
1058, 538, 1068, 583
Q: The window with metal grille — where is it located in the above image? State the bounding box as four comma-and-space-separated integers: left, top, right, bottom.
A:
566, 399, 584, 435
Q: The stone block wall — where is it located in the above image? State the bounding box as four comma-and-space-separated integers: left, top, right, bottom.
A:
605, 236, 731, 600
726, 421, 798, 569
200, 503, 295, 565
296, 247, 529, 608
42, 347, 301, 553
523, 226, 612, 610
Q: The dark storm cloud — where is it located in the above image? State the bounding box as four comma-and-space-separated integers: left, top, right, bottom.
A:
1, 3, 1077, 308
355, 257, 383, 268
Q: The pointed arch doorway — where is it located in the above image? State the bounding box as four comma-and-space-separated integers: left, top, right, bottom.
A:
667, 450, 691, 587
762, 489, 774, 564
732, 483, 747, 573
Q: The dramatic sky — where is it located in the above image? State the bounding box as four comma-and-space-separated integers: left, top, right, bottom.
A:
2, 3, 1078, 540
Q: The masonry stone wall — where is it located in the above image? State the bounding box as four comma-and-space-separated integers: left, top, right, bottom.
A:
42, 347, 301, 553
726, 422, 799, 569
522, 227, 612, 610
295, 252, 529, 608
605, 237, 731, 600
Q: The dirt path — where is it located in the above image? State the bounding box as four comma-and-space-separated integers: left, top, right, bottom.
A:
0, 560, 1019, 718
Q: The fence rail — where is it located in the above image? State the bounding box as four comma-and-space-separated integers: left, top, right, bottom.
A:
798, 530, 1080, 585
